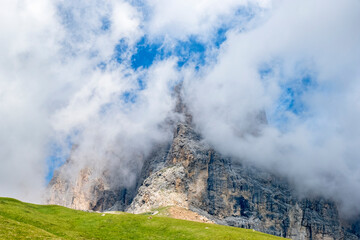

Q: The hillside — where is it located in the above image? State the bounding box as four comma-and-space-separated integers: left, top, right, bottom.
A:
0, 197, 285, 240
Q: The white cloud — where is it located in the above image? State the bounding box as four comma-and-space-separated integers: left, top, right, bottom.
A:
0, 0, 142, 202
184, 0, 360, 216
54, 59, 180, 188
144, 0, 271, 42
0, 0, 63, 202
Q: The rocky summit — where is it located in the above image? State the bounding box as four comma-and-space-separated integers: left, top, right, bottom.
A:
47, 97, 360, 240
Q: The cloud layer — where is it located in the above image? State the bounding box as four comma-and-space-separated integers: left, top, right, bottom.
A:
1, 0, 360, 218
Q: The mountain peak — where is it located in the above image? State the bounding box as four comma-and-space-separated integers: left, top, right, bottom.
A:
47, 98, 360, 240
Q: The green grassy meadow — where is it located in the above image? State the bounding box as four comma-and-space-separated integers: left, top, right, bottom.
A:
0, 197, 285, 240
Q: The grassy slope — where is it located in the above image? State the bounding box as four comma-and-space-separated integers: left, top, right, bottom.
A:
0, 197, 285, 240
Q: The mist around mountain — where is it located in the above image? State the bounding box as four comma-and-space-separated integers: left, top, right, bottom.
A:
1, 0, 360, 239
47, 97, 360, 239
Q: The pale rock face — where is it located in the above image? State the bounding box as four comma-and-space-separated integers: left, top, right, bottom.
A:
48, 167, 103, 210
287, 204, 308, 240
127, 165, 189, 214
47, 97, 360, 240
47, 160, 133, 211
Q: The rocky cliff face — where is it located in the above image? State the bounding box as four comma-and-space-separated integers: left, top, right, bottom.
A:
127, 121, 359, 240
47, 101, 360, 240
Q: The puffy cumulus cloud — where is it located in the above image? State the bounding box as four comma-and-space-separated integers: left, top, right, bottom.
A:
0, 0, 142, 202
183, 0, 360, 217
